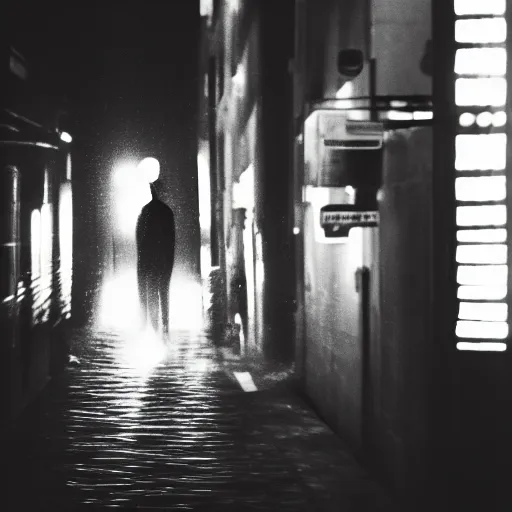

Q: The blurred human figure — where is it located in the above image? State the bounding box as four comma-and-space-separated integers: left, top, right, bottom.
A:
136, 180, 175, 334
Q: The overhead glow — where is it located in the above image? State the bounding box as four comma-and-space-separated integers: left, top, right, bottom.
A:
455, 18, 507, 43
455, 78, 507, 106
456, 342, 507, 352
456, 205, 506, 226
456, 320, 508, 339
455, 134, 506, 170
137, 157, 160, 183
457, 228, 507, 243
456, 244, 507, 264
459, 302, 507, 322
60, 131, 72, 143
293, 227, 300, 235
457, 264, 507, 285
458, 285, 507, 300
455, 176, 506, 202
455, 48, 507, 76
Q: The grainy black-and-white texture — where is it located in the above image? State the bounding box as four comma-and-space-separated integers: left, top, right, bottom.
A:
5, 328, 396, 511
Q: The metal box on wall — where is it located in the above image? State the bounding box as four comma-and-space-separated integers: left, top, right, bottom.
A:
304, 109, 383, 188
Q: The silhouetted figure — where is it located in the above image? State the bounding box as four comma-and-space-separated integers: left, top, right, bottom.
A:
136, 181, 175, 333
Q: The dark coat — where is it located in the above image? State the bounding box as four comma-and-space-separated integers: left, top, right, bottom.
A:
136, 195, 175, 274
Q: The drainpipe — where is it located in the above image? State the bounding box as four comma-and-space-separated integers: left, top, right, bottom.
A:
366, 0, 377, 121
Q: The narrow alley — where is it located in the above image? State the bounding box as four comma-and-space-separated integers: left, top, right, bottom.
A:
5, 326, 395, 511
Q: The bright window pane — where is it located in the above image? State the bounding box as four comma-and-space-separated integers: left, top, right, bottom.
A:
493, 111, 507, 127
457, 264, 507, 285
31, 209, 41, 278
454, 0, 506, 15
455, 48, 507, 76
459, 302, 507, 321
455, 134, 507, 170
457, 341, 507, 351
458, 285, 507, 300
459, 113, 476, 127
476, 112, 493, 127
456, 244, 507, 264
455, 78, 506, 106
455, 176, 506, 202
456, 320, 508, 339
455, 18, 507, 43
457, 228, 507, 243
456, 205, 506, 226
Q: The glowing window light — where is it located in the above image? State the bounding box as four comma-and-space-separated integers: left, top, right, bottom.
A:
456, 244, 507, 264
459, 302, 507, 321
455, 48, 507, 76
457, 341, 507, 351
413, 111, 433, 120
455, 18, 507, 43
493, 111, 507, 127
457, 228, 507, 243
387, 110, 413, 121
454, 0, 506, 16
197, 153, 211, 231
60, 131, 72, 143
456, 205, 506, 226
59, 183, 73, 312
458, 285, 507, 300
455, 134, 506, 170
456, 320, 508, 339
455, 176, 506, 202
459, 113, 476, 127
40, 203, 53, 294
31, 209, 41, 277
455, 78, 506, 107
457, 264, 507, 285
476, 112, 493, 127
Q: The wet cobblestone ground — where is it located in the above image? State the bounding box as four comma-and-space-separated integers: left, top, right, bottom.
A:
5, 327, 397, 511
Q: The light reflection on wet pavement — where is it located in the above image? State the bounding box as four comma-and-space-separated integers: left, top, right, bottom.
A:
6, 328, 396, 511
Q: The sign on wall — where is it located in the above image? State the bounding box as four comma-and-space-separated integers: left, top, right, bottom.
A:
320, 204, 379, 238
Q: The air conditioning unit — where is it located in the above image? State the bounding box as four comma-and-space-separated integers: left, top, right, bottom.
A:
304, 110, 383, 187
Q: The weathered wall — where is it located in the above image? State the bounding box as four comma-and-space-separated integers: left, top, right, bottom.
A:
373, 126, 433, 496
303, 188, 365, 450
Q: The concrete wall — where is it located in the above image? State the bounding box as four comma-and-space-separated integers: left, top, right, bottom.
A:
374, 127, 433, 496
372, 0, 431, 95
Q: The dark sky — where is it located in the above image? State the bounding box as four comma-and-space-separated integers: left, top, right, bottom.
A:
6, 0, 202, 284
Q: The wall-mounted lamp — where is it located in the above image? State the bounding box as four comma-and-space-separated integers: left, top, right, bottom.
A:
337, 49, 364, 85
60, 131, 72, 143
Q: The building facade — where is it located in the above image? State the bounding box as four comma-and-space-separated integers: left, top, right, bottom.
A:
198, 0, 511, 508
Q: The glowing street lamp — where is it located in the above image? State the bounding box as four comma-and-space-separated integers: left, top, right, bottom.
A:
138, 157, 160, 183
60, 131, 72, 143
